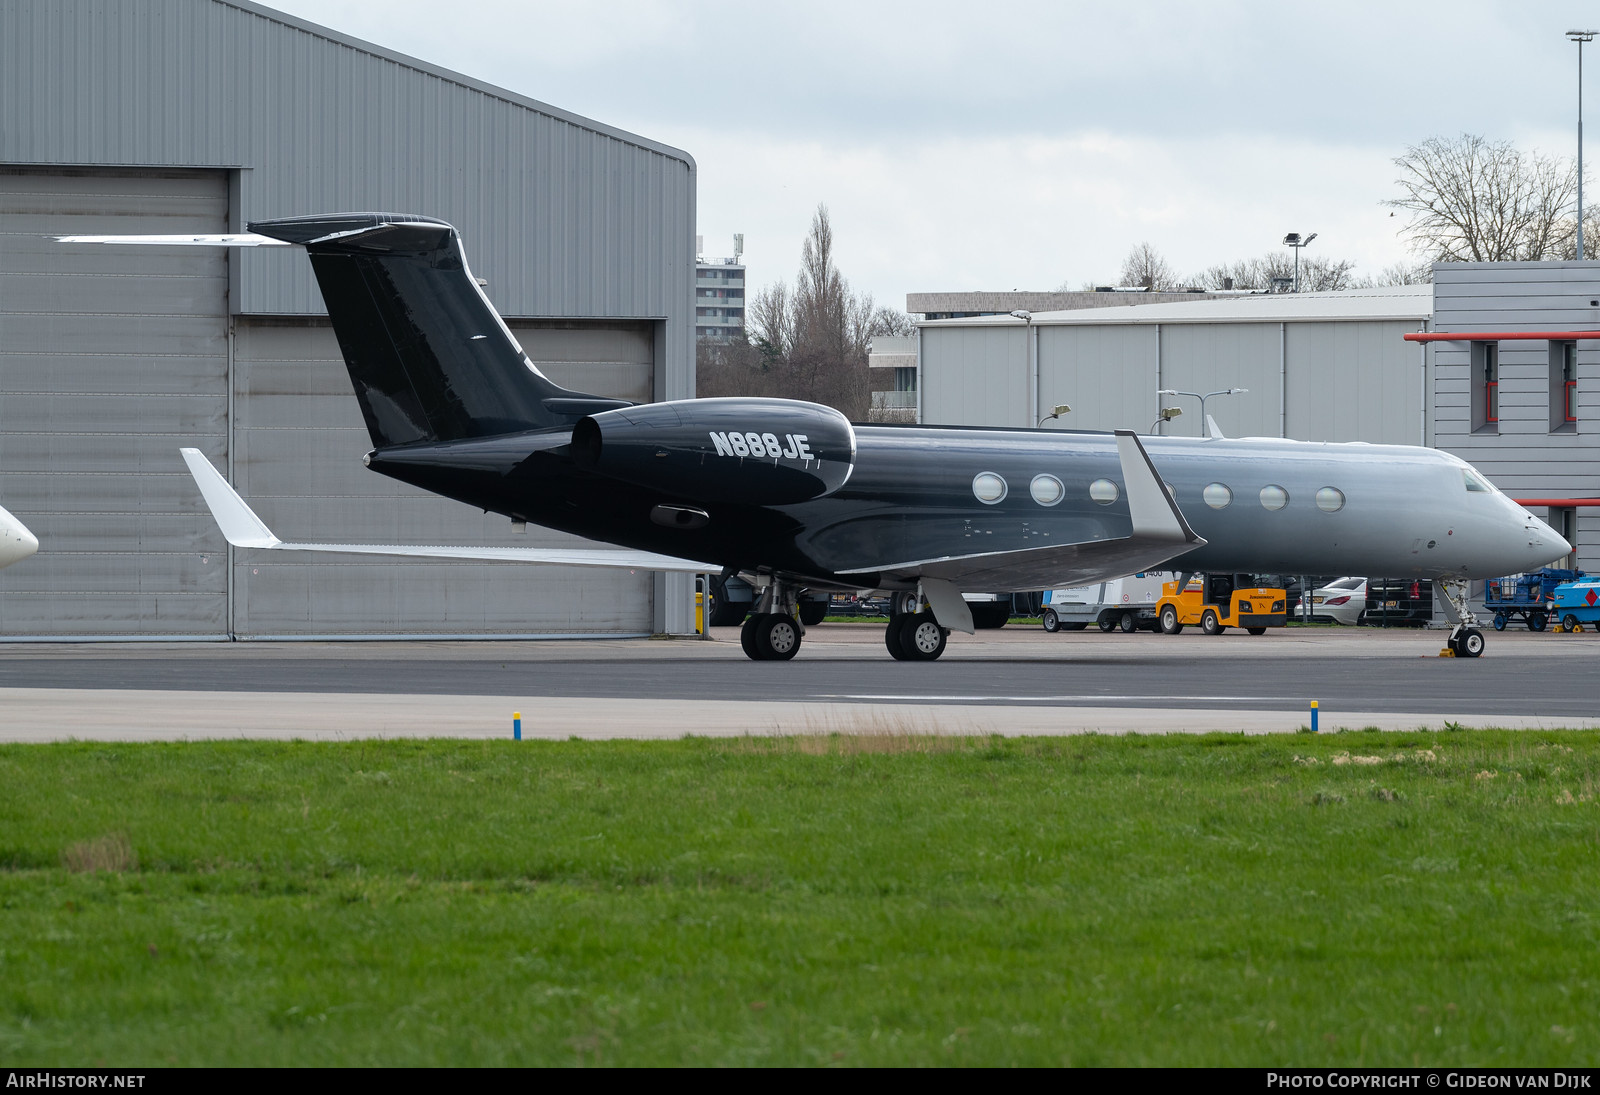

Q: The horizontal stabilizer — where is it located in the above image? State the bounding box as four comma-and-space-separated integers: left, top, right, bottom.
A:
179, 449, 717, 574
57, 234, 293, 247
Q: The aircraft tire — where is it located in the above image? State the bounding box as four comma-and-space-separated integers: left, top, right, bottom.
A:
1097, 614, 1116, 633
885, 616, 910, 660
1159, 605, 1182, 635
756, 613, 802, 661
1458, 627, 1486, 658
1246, 627, 1267, 636
1042, 608, 1060, 633
1201, 610, 1223, 636
1118, 612, 1137, 633
799, 600, 828, 626
740, 615, 762, 659
903, 615, 948, 661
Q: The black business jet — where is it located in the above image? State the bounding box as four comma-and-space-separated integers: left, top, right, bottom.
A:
67, 214, 1569, 660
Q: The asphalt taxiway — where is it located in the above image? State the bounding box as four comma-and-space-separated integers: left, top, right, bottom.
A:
0, 624, 1595, 742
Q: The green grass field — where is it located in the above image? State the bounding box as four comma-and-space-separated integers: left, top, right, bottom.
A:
2, 728, 1598, 1066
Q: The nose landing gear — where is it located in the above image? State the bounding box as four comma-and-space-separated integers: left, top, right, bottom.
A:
1434, 578, 1486, 658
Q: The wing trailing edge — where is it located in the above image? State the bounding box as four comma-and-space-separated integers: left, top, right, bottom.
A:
179, 449, 716, 574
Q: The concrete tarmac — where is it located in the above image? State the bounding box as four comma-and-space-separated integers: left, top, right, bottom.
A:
1, 623, 1596, 743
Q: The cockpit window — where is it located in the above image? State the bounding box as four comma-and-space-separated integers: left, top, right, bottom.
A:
1463, 469, 1492, 493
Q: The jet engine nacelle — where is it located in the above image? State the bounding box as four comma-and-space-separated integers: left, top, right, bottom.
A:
571, 397, 856, 505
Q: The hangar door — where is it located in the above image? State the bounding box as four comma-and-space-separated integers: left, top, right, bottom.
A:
231, 319, 657, 637
0, 168, 230, 638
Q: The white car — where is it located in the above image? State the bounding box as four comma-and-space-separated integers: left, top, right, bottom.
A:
1302, 577, 1367, 626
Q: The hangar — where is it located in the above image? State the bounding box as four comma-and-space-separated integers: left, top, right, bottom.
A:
0, 0, 698, 639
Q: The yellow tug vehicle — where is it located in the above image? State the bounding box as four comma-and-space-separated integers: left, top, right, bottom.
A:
1157, 574, 1288, 636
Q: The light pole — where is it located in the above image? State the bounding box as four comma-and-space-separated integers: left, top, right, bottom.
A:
1010, 309, 1036, 427
1150, 406, 1183, 434
1569, 30, 1597, 260
1158, 387, 1249, 435
1038, 403, 1071, 428
1282, 232, 1317, 292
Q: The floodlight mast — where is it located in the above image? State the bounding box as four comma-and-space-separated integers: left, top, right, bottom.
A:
1157, 387, 1248, 435
1569, 30, 1598, 261
1282, 232, 1317, 292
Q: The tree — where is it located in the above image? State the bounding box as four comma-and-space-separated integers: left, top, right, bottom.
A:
1119, 242, 1178, 290
697, 204, 877, 420
1191, 252, 1357, 292
1385, 134, 1579, 262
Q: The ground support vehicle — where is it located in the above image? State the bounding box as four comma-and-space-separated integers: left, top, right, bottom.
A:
1552, 578, 1600, 632
1156, 574, 1287, 636
1483, 568, 1587, 631
1042, 574, 1170, 633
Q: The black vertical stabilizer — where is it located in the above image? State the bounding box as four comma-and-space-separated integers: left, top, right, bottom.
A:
247, 213, 630, 447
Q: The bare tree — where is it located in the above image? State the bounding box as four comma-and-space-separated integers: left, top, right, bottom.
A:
868, 305, 917, 337
696, 204, 874, 420
1119, 242, 1178, 290
1385, 134, 1579, 262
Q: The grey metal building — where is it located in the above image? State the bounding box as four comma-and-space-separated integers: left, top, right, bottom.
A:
0, 0, 698, 638
918, 285, 1433, 442
1429, 262, 1599, 573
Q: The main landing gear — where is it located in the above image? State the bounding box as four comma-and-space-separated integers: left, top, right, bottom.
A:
1434, 578, 1486, 659
739, 580, 804, 661
885, 598, 950, 661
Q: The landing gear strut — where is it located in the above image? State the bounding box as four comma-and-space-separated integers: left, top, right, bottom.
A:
1434, 578, 1485, 659
885, 594, 949, 661
739, 579, 804, 661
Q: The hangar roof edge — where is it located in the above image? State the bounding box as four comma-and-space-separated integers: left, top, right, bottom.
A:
219, 0, 696, 171
918, 283, 1433, 328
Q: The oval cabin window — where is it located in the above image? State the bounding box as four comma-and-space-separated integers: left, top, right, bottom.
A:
1030, 474, 1065, 506
1315, 487, 1345, 512
972, 472, 1008, 504
1260, 485, 1289, 511
1089, 478, 1119, 505
1203, 483, 1232, 509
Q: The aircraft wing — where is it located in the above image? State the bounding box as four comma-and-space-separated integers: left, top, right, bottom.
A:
180, 448, 717, 574
838, 430, 1204, 592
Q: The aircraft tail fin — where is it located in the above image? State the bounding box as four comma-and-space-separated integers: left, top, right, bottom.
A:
247, 213, 630, 448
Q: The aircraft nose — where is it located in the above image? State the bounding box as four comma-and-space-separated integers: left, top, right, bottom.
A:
0, 507, 39, 568
1523, 513, 1571, 567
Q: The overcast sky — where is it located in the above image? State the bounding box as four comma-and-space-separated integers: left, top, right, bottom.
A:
270, 0, 1600, 311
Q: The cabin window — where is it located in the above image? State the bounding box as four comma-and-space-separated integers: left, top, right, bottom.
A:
972, 472, 1008, 504
1462, 469, 1491, 493
1259, 484, 1289, 511
1550, 341, 1578, 431
1089, 478, 1119, 505
1315, 486, 1345, 512
1029, 474, 1064, 506
1202, 482, 1232, 509
1472, 341, 1499, 432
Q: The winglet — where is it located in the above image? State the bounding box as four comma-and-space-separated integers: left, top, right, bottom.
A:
1113, 430, 1203, 545
1205, 414, 1226, 440
180, 449, 281, 548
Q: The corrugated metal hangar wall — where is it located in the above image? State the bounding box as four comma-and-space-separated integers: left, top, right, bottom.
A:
0, 0, 697, 638
919, 299, 1431, 446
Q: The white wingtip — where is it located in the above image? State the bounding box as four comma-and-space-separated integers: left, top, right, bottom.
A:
1205, 414, 1226, 440
56, 233, 292, 247
180, 448, 281, 549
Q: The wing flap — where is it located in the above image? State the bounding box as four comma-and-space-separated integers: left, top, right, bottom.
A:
180, 448, 715, 574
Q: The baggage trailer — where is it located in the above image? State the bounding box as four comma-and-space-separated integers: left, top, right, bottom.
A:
1552, 578, 1600, 633
1483, 567, 1586, 632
